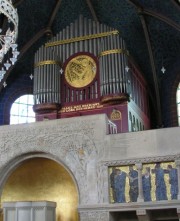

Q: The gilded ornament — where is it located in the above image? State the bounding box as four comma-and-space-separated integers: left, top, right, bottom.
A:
34, 60, 61, 68
110, 110, 121, 121
99, 49, 129, 57
65, 55, 97, 88
45, 30, 119, 47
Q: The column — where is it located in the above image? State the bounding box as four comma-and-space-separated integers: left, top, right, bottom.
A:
175, 160, 180, 200
136, 163, 144, 202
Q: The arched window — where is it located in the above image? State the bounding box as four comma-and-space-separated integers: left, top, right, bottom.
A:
10, 94, 35, 125
177, 83, 180, 126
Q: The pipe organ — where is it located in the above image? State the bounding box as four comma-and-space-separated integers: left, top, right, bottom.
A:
33, 15, 150, 132
33, 46, 61, 114
99, 34, 129, 104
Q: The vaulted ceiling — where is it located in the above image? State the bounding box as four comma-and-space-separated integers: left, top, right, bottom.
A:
1, 0, 180, 125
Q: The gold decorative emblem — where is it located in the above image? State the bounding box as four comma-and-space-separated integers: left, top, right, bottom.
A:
110, 109, 121, 121
65, 55, 97, 88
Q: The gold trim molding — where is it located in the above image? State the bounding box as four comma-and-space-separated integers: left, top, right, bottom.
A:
45, 30, 119, 47
99, 49, 129, 57
34, 60, 61, 68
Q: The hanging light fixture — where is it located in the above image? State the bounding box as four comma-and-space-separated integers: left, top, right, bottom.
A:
0, 0, 19, 82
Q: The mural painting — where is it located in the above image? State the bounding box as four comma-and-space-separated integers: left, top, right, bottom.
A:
109, 162, 178, 203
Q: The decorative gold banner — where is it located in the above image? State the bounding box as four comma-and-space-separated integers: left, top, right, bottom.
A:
45, 30, 119, 47
99, 49, 129, 57
34, 60, 61, 68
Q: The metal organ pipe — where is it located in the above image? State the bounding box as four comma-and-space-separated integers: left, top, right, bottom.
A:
74, 19, 78, 53
114, 35, 119, 93
88, 19, 92, 54
99, 27, 129, 102
84, 18, 88, 52
107, 36, 112, 94
33, 45, 61, 106
70, 23, 74, 56
66, 26, 70, 59
79, 15, 83, 52
62, 28, 66, 62
120, 38, 125, 93
117, 37, 122, 93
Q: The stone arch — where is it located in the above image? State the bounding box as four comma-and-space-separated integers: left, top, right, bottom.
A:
0, 151, 79, 197
0, 118, 100, 204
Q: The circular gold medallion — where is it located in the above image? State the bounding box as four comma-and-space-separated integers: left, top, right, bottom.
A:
65, 55, 97, 88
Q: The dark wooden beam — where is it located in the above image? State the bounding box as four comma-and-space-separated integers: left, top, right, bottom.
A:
85, 0, 99, 22
46, 0, 62, 31
14, 0, 24, 7
139, 14, 162, 127
171, 0, 180, 10
125, 0, 143, 9
126, 0, 162, 126
143, 9, 180, 32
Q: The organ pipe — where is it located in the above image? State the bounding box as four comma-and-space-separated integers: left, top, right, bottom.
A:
33, 45, 61, 106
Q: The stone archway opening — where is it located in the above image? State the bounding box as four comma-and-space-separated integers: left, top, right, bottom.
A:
0, 157, 79, 221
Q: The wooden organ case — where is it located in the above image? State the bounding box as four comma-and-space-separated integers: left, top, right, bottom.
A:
33, 15, 150, 133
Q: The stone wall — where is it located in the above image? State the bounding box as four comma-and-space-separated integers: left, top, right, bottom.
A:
0, 114, 179, 220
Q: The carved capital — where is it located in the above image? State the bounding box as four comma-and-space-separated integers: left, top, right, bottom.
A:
136, 163, 143, 170
175, 160, 180, 167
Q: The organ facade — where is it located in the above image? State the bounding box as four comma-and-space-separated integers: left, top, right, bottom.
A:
33, 15, 150, 133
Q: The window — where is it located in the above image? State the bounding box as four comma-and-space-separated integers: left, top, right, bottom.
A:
10, 94, 35, 125
177, 83, 180, 126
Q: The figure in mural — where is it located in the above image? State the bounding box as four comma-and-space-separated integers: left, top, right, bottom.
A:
152, 163, 167, 201
114, 169, 127, 203
128, 166, 138, 202
142, 167, 152, 201
110, 168, 117, 202
166, 165, 178, 200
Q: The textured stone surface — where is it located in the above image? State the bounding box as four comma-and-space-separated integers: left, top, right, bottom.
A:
0, 114, 180, 219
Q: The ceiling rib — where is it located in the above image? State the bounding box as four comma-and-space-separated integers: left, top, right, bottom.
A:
14, 0, 24, 7
139, 14, 162, 127
171, 0, 180, 10
46, 0, 63, 33
125, 0, 162, 125
85, 0, 99, 22
125, 0, 142, 9
143, 9, 180, 32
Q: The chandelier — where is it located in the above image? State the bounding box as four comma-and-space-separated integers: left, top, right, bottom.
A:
0, 0, 19, 82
